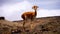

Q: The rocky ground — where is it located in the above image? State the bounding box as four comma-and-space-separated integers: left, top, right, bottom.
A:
0, 16, 60, 34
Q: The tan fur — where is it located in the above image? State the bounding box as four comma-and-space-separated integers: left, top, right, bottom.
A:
21, 6, 38, 20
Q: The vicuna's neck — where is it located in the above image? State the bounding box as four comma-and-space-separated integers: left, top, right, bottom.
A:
35, 9, 37, 16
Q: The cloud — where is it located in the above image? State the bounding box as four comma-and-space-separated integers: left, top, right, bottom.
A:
1, 1, 33, 21
0, 0, 60, 21
29, 0, 60, 9
37, 9, 60, 18
0, 0, 23, 3
1, 0, 60, 9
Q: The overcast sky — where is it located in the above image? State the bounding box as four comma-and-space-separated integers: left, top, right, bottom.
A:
0, 0, 60, 21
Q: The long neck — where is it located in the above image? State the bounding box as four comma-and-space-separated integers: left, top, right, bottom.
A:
34, 9, 37, 16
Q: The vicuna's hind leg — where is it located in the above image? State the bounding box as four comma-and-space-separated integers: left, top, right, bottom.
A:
23, 16, 27, 31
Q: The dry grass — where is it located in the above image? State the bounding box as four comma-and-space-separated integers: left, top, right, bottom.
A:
0, 16, 60, 34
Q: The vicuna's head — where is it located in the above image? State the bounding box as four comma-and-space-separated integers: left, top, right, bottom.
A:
32, 5, 38, 10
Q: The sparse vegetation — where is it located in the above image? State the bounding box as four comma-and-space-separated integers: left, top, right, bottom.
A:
0, 16, 60, 34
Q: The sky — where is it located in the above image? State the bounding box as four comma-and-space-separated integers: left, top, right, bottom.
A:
0, 0, 60, 21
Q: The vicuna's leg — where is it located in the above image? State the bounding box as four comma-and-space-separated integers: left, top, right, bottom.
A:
23, 16, 27, 31
31, 16, 35, 21
23, 20, 25, 31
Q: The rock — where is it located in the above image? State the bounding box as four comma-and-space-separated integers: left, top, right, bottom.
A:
0, 17, 5, 20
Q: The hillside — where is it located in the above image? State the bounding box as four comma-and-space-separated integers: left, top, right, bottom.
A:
0, 16, 60, 34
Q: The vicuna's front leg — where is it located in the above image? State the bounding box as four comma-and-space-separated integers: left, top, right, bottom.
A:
31, 16, 36, 21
